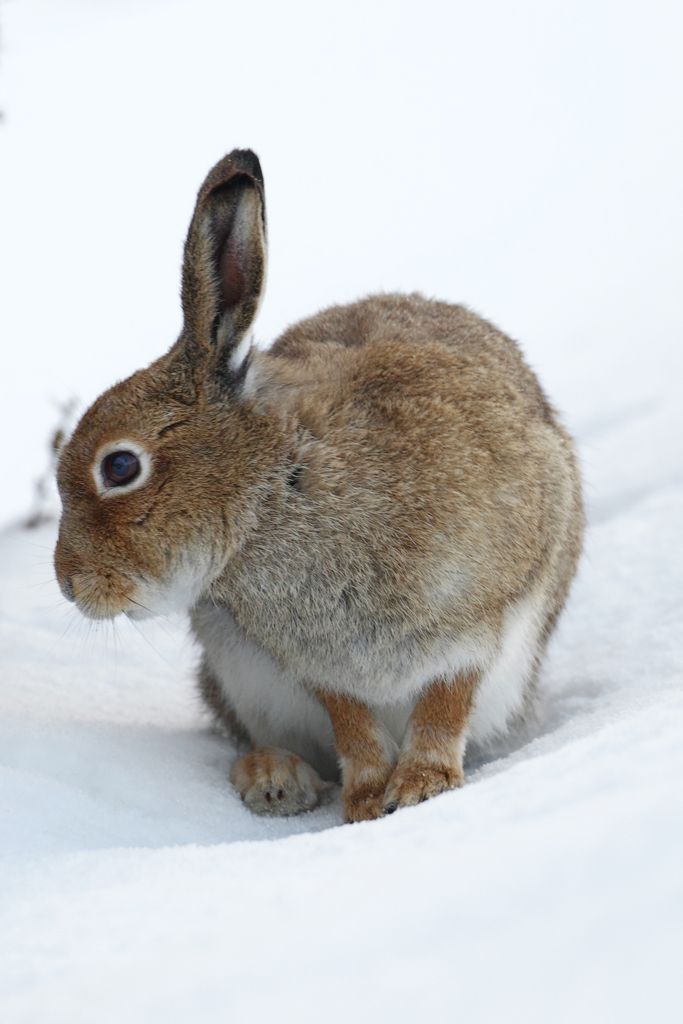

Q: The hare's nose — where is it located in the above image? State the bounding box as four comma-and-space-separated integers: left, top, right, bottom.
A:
60, 575, 75, 602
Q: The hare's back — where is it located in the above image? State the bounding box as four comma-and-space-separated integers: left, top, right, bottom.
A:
269, 292, 553, 423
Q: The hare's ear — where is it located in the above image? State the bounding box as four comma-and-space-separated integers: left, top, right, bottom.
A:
181, 149, 266, 377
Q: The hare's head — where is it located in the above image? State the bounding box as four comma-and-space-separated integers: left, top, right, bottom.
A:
55, 150, 277, 619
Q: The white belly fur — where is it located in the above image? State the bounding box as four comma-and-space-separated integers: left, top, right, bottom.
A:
195, 588, 546, 780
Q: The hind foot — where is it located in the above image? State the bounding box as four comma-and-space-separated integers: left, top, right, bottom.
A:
230, 747, 332, 817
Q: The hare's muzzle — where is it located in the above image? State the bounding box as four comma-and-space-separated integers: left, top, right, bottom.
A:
54, 533, 135, 620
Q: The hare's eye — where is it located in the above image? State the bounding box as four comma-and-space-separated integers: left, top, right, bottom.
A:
101, 450, 141, 487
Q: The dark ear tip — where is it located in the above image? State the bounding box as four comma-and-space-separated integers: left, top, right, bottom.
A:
229, 148, 264, 186
200, 148, 264, 200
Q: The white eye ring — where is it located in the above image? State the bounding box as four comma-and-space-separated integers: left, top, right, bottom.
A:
93, 439, 153, 498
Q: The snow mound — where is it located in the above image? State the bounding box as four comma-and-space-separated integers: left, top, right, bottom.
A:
2, 403, 683, 1020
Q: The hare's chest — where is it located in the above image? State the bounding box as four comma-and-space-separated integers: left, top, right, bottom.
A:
221, 550, 388, 689
216, 539, 482, 705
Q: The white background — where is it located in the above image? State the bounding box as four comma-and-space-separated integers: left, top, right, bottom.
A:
1, 0, 682, 522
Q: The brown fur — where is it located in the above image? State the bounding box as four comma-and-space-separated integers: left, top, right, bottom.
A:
384, 673, 479, 812
316, 691, 396, 822
54, 149, 584, 822
317, 674, 479, 820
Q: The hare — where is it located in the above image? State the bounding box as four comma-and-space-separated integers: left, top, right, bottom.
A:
54, 149, 583, 822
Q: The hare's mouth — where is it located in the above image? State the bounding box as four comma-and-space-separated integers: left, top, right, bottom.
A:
68, 569, 137, 621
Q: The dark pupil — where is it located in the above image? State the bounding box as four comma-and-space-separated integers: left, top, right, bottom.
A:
102, 450, 141, 487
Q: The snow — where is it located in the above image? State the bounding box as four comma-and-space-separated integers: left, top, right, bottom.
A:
1, 1, 683, 1021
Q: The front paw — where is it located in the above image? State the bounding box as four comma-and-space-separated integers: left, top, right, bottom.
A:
383, 759, 465, 814
342, 764, 395, 823
230, 747, 331, 817
343, 781, 388, 823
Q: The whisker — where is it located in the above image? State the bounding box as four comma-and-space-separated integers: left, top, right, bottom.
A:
35, 600, 72, 615
124, 615, 174, 668
127, 595, 178, 642
55, 609, 82, 646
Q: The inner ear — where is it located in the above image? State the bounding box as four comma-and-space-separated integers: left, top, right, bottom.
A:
210, 180, 264, 335
220, 238, 246, 311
